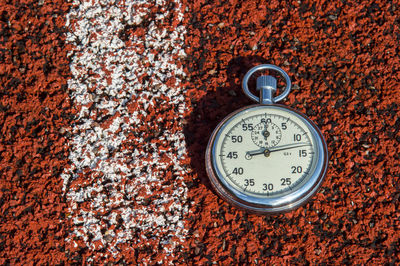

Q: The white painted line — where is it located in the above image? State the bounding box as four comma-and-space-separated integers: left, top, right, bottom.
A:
62, 0, 189, 263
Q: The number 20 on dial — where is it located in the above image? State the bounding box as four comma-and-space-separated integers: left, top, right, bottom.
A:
205, 65, 328, 214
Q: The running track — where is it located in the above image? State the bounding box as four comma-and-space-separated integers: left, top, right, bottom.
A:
1, 0, 400, 264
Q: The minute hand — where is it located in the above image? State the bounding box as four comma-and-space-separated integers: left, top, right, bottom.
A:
268, 142, 311, 152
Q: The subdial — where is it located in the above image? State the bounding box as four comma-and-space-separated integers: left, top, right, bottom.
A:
251, 121, 282, 148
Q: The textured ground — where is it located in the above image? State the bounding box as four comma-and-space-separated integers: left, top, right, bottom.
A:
1, 0, 400, 264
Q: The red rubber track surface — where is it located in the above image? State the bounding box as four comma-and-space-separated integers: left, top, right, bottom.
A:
0, 0, 73, 264
1, 0, 400, 264
183, 1, 400, 264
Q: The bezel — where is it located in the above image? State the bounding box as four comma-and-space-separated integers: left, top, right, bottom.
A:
205, 104, 329, 214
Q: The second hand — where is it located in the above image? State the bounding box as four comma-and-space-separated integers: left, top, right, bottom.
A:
246, 143, 311, 159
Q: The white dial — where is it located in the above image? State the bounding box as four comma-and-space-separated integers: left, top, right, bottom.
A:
206, 105, 328, 213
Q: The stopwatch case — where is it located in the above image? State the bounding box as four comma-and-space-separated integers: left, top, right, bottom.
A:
205, 104, 329, 215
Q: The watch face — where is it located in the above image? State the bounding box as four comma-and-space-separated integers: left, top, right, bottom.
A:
206, 104, 328, 214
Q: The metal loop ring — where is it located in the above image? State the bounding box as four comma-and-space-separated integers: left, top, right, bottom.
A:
242, 64, 291, 103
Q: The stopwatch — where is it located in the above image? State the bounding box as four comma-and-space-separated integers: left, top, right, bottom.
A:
205, 64, 328, 214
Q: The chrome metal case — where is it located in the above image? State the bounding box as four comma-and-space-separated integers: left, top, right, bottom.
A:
205, 104, 328, 214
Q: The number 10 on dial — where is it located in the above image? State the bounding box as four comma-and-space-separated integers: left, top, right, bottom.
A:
205, 65, 328, 214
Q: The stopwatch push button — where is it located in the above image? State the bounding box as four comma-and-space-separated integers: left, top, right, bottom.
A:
257, 75, 277, 104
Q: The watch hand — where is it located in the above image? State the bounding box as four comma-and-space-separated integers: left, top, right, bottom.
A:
246, 143, 311, 158
246, 148, 266, 156
268, 142, 311, 152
